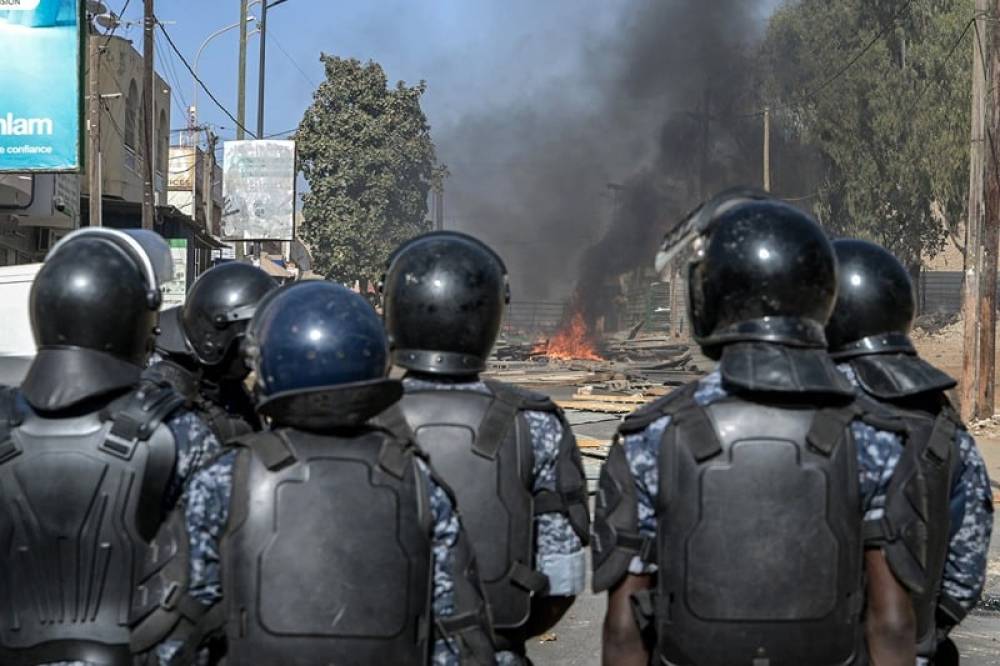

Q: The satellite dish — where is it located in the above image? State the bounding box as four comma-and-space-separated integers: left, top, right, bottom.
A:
96, 13, 120, 30
86, 0, 108, 15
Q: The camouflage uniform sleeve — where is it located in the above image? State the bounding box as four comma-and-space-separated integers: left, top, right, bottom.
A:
415, 458, 466, 666
164, 409, 225, 509
524, 409, 585, 597
621, 415, 670, 575
941, 430, 994, 612
851, 421, 903, 523
146, 417, 234, 664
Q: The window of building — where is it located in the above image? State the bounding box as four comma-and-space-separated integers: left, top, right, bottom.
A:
124, 80, 138, 151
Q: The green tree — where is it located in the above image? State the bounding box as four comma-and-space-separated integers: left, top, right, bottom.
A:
761, 0, 972, 273
297, 56, 443, 285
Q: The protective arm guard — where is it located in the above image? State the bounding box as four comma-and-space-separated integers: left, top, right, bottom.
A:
129, 509, 225, 665
528, 401, 591, 544
592, 441, 645, 593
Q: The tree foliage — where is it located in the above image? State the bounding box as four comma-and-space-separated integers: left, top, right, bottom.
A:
761, 0, 972, 271
297, 56, 442, 284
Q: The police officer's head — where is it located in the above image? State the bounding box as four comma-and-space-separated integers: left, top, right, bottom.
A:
382, 231, 509, 377
23, 228, 172, 409
825, 239, 916, 359
680, 191, 838, 359
182, 262, 276, 378
250, 281, 402, 429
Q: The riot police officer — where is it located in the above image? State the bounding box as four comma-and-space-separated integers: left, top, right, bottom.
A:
145, 262, 276, 441
826, 239, 993, 663
380, 231, 591, 665
148, 280, 495, 665
0, 228, 223, 666
594, 191, 918, 666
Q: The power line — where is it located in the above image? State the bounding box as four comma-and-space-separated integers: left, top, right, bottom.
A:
156, 21, 258, 139
269, 30, 317, 88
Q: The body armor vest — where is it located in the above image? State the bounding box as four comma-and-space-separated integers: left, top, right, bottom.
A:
843, 354, 962, 656
0, 384, 181, 665
615, 383, 867, 666
221, 427, 436, 666
393, 386, 540, 631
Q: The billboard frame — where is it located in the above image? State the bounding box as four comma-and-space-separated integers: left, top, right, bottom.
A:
0, 0, 86, 173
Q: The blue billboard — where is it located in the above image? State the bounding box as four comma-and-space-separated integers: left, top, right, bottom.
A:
0, 0, 82, 172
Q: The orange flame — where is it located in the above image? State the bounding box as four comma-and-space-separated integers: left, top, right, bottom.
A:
533, 311, 603, 361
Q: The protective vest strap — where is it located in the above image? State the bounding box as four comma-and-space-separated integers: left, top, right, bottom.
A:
533, 487, 587, 514
102, 384, 184, 460
474, 386, 522, 460
248, 431, 297, 471
806, 407, 856, 457
616, 530, 657, 564
630, 588, 657, 634
509, 561, 549, 594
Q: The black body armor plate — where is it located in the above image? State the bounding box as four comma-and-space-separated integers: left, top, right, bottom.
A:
392, 382, 589, 634
0, 385, 180, 665
654, 396, 864, 666
394, 387, 535, 629
221, 428, 436, 666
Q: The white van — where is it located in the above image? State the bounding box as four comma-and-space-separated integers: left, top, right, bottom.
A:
0, 263, 40, 386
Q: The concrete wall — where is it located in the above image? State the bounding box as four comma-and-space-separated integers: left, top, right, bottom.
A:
81, 35, 171, 206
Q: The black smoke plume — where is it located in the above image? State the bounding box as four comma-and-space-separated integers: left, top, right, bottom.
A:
438, 0, 810, 325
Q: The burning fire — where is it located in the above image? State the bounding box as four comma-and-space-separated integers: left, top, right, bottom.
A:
533, 311, 603, 361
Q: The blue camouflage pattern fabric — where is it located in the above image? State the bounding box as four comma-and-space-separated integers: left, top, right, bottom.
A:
44, 406, 223, 666
837, 363, 993, 614
403, 378, 586, 666
170, 430, 472, 666
620, 370, 904, 575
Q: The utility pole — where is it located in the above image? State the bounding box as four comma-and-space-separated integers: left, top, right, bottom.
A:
763, 107, 771, 192
88, 22, 103, 227
141, 0, 155, 230
237, 0, 249, 141
256, 0, 268, 139
961, 0, 991, 420
204, 132, 218, 235
977, 0, 1000, 418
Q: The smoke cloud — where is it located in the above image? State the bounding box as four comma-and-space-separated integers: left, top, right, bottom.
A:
436, 0, 778, 315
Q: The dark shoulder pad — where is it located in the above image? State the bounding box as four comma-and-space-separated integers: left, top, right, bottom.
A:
619, 382, 698, 435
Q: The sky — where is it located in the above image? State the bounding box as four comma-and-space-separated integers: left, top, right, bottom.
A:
110, 0, 783, 296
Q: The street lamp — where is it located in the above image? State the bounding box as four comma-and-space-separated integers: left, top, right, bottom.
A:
191, 16, 256, 131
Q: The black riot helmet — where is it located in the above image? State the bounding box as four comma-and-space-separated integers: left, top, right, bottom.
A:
826, 239, 917, 359
673, 190, 838, 358
23, 228, 173, 410
250, 281, 402, 429
382, 231, 510, 376
181, 262, 277, 367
